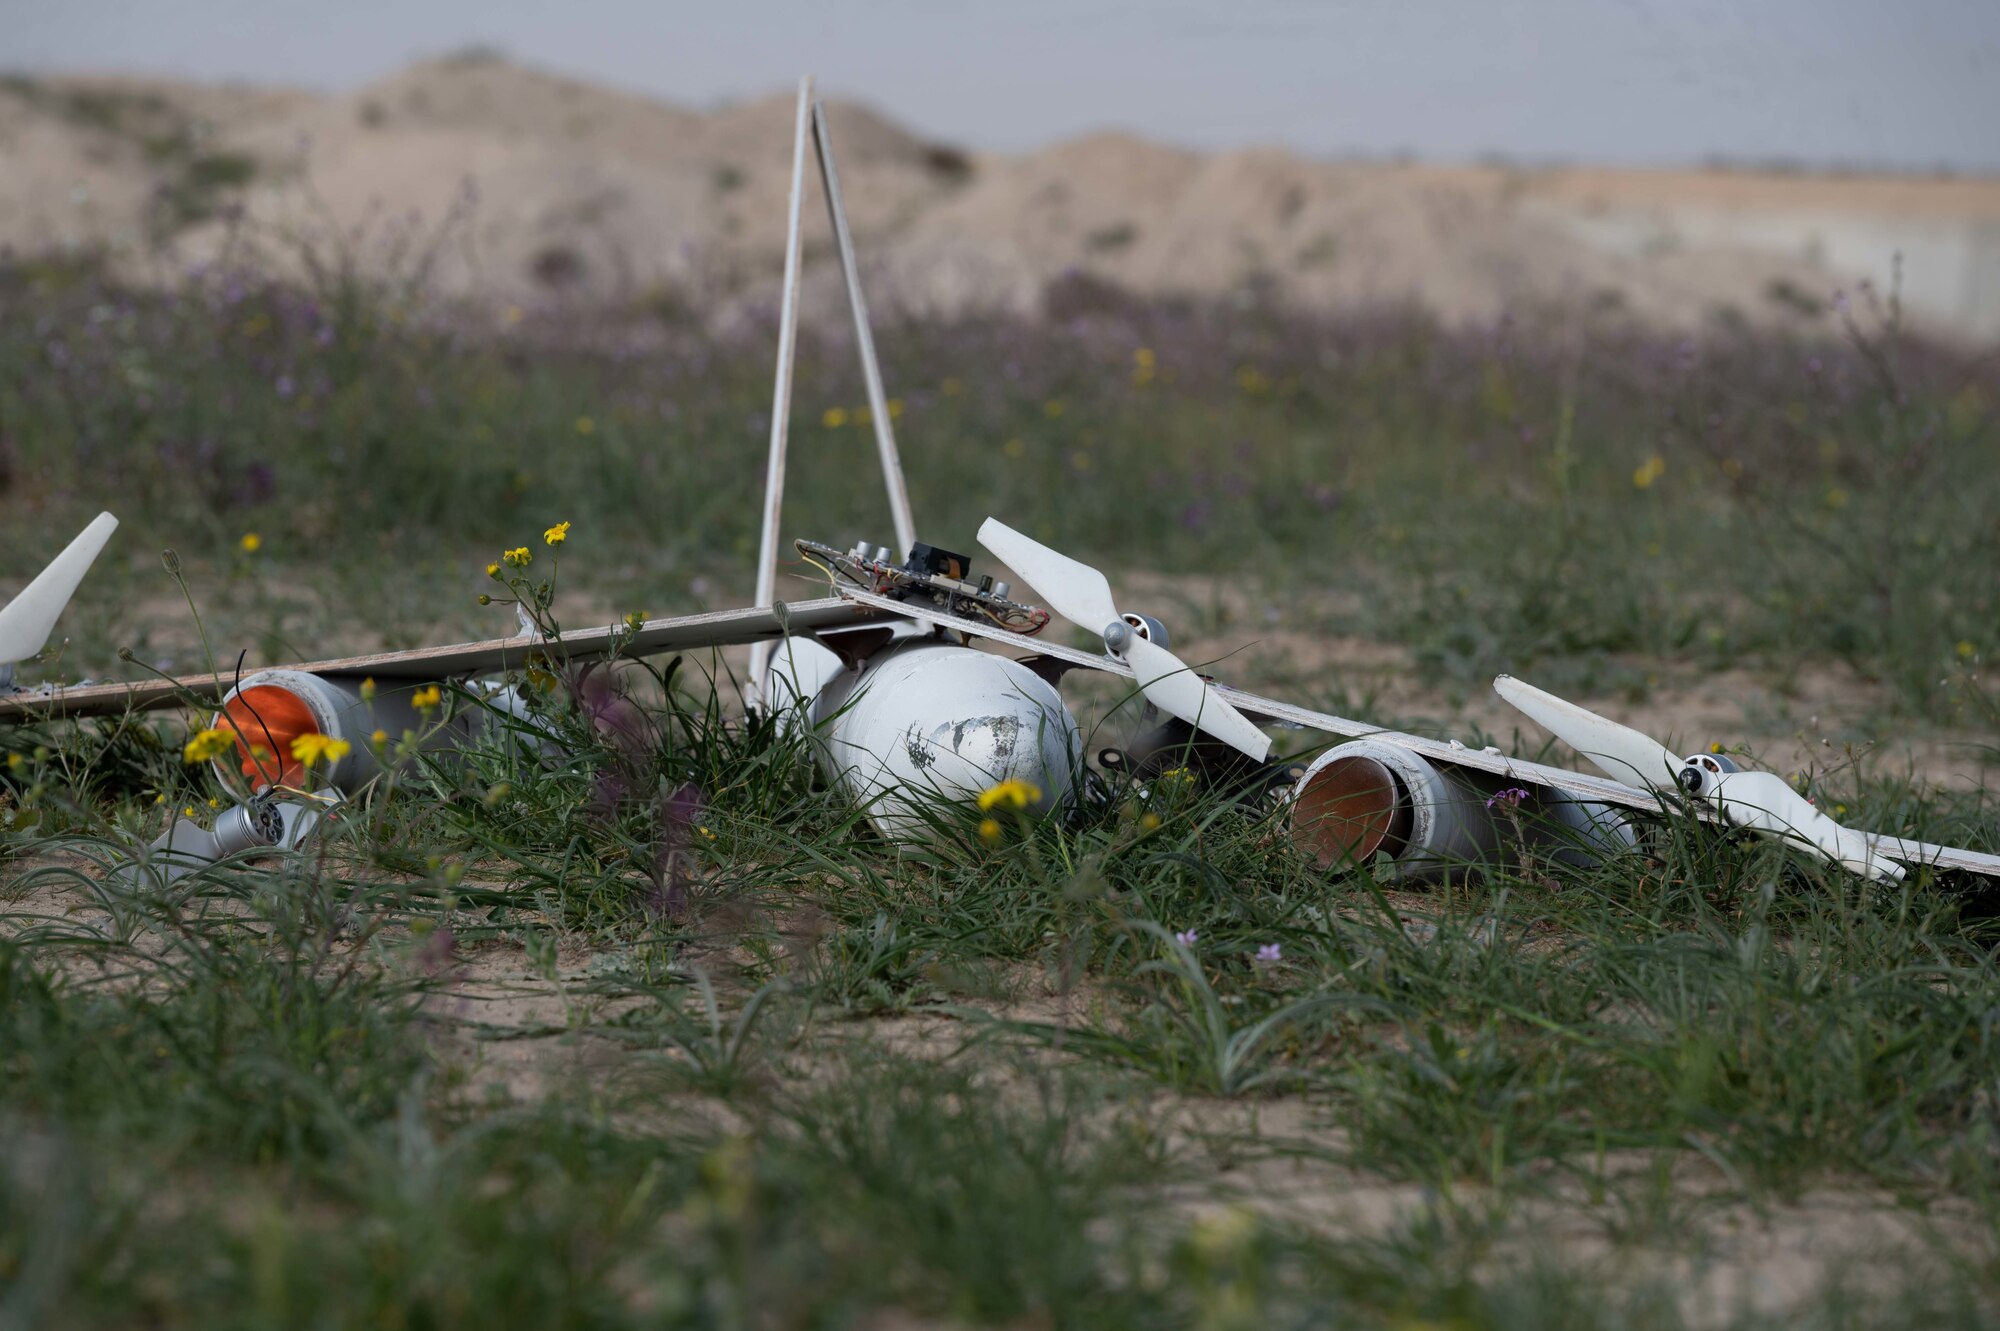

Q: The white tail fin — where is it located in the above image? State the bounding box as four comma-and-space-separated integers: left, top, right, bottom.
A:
0, 512, 118, 664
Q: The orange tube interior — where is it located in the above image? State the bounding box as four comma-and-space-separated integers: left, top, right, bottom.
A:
216, 685, 319, 789
1292, 755, 1411, 869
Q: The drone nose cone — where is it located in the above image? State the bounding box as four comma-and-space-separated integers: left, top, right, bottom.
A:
1102, 621, 1133, 653
810, 642, 1081, 839
1675, 764, 1706, 795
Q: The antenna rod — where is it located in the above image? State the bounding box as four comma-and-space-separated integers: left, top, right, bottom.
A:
748, 75, 815, 706
813, 99, 917, 560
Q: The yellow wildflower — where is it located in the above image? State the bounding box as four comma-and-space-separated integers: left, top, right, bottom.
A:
977, 778, 1041, 812
359, 677, 376, 702
624, 610, 648, 631
544, 520, 571, 546
887, 398, 905, 420
411, 685, 443, 714
1002, 438, 1026, 460
239, 532, 262, 554
182, 727, 237, 764
575, 415, 596, 435
5, 753, 22, 771
822, 406, 849, 429
1189, 1205, 1259, 1260
289, 734, 352, 770
1632, 455, 1667, 489
503, 547, 532, 568
486, 562, 501, 577
370, 728, 388, 748
978, 818, 1002, 844
1957, 640, 1977, 660
1140, 812, 1162, 832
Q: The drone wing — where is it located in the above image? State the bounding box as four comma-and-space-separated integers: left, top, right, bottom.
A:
0, 596, 880, 720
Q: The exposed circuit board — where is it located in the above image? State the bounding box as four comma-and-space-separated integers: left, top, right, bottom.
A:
796, 538, 1051, 636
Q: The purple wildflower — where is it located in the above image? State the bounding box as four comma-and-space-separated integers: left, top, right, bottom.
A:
1174, 929, 1198, 947
1485, 787, 1530, 811
647, 783, 704, 918
570, 662, 655, 767
415, 925, 458, 979
1255, 943, 1282, 964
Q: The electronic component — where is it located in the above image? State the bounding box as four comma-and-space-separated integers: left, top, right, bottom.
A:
798, 538, 1050, 635
904, 542, 972, 580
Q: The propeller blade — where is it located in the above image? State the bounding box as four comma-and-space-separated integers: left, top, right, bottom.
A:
1712, 771, 1905, 883
1126, 635, 1272, 762
1494, 674, 1684, 791
976, 517, 1120, 634
0, 512, 118, 665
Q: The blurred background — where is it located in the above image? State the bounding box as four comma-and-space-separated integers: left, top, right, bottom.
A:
2, 0, 1996, 745
8, 0, 1999, 336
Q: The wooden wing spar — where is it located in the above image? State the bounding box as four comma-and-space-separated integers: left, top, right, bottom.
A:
0, 597, 880, 722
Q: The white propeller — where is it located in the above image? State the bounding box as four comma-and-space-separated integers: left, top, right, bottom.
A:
1494, 674, 1903, 883
977, 517, 1271, 762
0, 512, 118, 666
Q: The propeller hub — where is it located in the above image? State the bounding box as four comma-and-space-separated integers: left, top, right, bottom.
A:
1676, 751, 1735, 797
1102, 620, 1133, 654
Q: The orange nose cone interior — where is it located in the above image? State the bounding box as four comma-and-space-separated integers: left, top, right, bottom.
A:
218, 685, 319, 789
1293, 756, 1412, 869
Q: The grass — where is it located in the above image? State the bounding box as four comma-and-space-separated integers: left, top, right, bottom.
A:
2, 243, 2000, 1325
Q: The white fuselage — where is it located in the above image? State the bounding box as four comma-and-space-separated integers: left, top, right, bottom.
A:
788, 636, 1081, 839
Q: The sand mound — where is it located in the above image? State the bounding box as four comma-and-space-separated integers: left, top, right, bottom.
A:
3, 55, 1996, 339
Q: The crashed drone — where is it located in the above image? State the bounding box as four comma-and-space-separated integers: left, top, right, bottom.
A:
2, 78, 1996, 890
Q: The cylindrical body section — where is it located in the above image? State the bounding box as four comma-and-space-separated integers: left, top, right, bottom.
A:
1537, 795, 1640, 868
767, 636, 847, 720
1286, 739, 1635, 882
212, 671, 521, 794
212, 670, 408, 792
1288, 739, 1502, 881
809, 641, 1081, 840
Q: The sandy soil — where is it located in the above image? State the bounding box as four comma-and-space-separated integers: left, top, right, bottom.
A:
7, 837, 1990, 1327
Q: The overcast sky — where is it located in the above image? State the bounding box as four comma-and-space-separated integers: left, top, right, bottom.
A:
9, 0, 1999, 171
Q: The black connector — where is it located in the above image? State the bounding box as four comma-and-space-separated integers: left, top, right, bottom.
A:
905, 542, 972, 580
